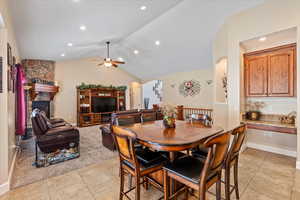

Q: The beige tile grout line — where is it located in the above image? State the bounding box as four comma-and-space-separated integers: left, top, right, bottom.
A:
77, 168, 97, 200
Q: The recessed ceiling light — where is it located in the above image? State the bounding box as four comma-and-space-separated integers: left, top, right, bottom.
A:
134, 50, 139, 55
140, 6, 147, 11
80, 25, 86, 31
259, 37, 267, 42
61, 53, 65, 57
155, 40, 160, 46
67, 43, 73, 47
118, 57, 124, 61
73, 0, 80, 2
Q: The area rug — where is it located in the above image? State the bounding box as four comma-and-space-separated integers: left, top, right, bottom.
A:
11, 125, 117, 189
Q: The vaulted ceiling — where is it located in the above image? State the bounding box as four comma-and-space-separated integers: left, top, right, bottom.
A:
9, 0, 266, 80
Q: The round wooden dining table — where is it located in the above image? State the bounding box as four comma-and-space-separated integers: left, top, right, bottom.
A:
122, 120, 224, 160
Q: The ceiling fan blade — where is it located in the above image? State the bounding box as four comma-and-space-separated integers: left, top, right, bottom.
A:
112, 64, 118, 68
98, 62, 104, 66
112, 61, 125, 64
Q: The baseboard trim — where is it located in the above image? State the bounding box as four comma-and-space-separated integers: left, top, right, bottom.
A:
0, 182, 9, 196
8, 148, 18, 186
296, 161, 300, 170
0, 147, 18, 196
246, 142, 297, 158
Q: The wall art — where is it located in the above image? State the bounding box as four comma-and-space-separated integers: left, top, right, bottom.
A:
179, 80, 201, 97
7, 43, 12, 66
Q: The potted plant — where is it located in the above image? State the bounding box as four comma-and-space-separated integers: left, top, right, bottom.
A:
161, 104, 177, 128
245, 101, 266, 120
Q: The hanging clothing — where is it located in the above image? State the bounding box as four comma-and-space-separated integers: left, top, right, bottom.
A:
15, 64, 26, 135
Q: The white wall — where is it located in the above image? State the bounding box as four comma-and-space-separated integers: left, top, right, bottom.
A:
130, 81, 142, 109
0, 0, 20, 195
213, 0, 300, 165
215, 58, 227, 103
142, 80, 162, 109
160, 69, 213, 108
54, 58, 140, 123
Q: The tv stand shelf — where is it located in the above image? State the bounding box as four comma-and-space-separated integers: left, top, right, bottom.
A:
77, 88, 126, 127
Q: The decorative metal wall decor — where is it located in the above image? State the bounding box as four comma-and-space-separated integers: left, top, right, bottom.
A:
152, 80, 163, 101
179, 80, 201, 97
11, 64, 17, 93
206, 80, 213, 85
222, 75, 228, 99
7, 43, 12, 66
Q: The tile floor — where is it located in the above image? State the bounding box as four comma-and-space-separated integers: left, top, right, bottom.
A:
1, 148, 300, 200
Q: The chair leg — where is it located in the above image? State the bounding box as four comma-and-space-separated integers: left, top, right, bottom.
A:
129, 174, 133, 190
120, 166, 125, 200
143, 177, 149, 190
35, 141, 38, 165
225, 166, 231, 200
184, 188, 189, 200
234, 161, 240, 200
135, 175, 141, 200
164, 170, 169, 200
216, 173, 222, 200
199, 188, 206, 200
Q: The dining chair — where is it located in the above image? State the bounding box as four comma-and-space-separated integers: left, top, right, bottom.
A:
191, 124, 247, 200
163, 131, 231, 200
114, 114, 140, 126
224, 124, 246, 200
141, 112, 157, 122
112, 125, 167, 200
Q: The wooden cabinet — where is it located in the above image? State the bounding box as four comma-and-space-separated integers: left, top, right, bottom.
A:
77, 88, 127, 127
245, 56, 268, 96
244, 44, 296, 97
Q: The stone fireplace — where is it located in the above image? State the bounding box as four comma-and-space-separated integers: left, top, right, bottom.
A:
22, 59, 56, 137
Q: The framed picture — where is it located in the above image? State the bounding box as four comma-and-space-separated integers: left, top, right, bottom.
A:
12, 56, 17, 93
0, 57, 2, 93
7, 43, 12, 66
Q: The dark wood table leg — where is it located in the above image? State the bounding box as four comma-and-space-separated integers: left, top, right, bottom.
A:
169, 152, 177, 200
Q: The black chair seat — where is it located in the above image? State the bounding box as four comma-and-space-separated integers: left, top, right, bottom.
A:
163, 156, 215, 184
123, 149, 167, 171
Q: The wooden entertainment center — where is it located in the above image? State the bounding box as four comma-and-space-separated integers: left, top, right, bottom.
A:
77, 88, 126, 127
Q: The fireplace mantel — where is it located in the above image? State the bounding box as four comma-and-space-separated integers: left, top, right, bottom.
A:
27, 83, 59, 101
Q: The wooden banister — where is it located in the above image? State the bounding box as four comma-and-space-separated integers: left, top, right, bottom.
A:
176, 105, 213, 121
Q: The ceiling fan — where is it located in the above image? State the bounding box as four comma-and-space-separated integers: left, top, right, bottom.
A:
97, 41, 125, 67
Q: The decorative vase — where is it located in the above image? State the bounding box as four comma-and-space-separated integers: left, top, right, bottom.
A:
246, 111, 261, 121
163, 117, 176, 128
144, 98, 150, 109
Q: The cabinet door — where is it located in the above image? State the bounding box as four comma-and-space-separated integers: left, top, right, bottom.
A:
245, 56, 268, 97
268, 49, 295, 96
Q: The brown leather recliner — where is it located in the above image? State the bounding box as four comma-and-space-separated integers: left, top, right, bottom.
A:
100, 109, 161, 151
31, 109, 80, 165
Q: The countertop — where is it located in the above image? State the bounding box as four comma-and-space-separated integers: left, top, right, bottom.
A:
243, 119, 296, 129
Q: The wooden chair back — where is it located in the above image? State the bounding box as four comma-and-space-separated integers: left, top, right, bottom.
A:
115, 115, 138, 126
203, 131, 230, 174
112, 126, 138, 166
227, 124, 246, 161
141, 113, 157, 122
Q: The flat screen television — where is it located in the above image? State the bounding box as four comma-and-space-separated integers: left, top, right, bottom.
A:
91, 97, 117, 113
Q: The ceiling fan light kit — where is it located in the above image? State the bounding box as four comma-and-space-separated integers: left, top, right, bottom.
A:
98, 41, 125, 68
